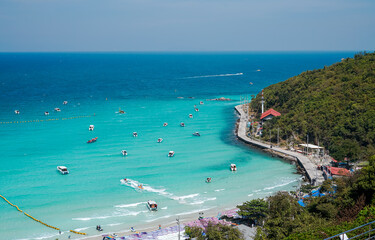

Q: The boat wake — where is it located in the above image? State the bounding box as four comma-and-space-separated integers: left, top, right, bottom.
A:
182, 73, 243, 79
120, 179, 216, 205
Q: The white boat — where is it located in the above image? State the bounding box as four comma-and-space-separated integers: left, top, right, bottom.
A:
44, 112, 49, 116
200, 101, 204, 105
157, 138, 163, 143
89, 125, 94, 131
194, 108, 199, 112
230, 164, 237, 171
147, 200, 158, 211
206, 177, 212, 183
189, 114, 193, 118
14, 110, 20, 114
168, 151, 175, 157
54, 108, 61, 112
193, 132, 200, 137
180, 122, 185, 127
121, 150, 128, 156
57, 166, 69, 175
63, 101, 68, 105
133, 132, 138, 137
163, 122, 168, 127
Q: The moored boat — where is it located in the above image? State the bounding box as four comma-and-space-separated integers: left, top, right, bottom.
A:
89, 125, 94, 131
44, 111, 49, 116
189, 114, 193, 118
200, 101, 204, 105
54, 108, 61, 112
14, 110, 20, 114
121, 150, 128, 156
168, 151, 175, 157
206, 177, 212, 183
133, 132, 138, 137
157, 138, 163, 143
163, 122, 168, 127
195, 108, 199, 112
57, 166, 69, 175
63, 101, 68, 105
87, 137, 98, 143
147, 200, 158, 211
230, 164, 237, 171
180, 122, 185, 127
193, 132, 200, 137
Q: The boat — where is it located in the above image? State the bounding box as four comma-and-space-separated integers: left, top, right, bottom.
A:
157, 138, 163, 143
180, 122, 185, 127
194, 108, 199, 112
138, 184, 144, 190
89, 125, 94, 131
57, 166, 69, 175
189, 114, 193, 118
193, 132, 200, 137
54, 108, 61, 112
163, 122, 168, 127
133, 132, 138, 137
256, 69, 261, 72
147, 200, 158, 211
63, 101, 68, 105
87, 137, 98, 143
200, 101, 204, 105
44, 111, 49, 116
118, 108, 125, 114
230, 164, 237, 171
206, 177, 212, 183
121, 150, 128, 156
168, 151, 175, 157
14, 110, 20, 114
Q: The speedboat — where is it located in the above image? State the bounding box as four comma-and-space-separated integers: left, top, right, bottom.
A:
230, 164, 237, 171
118, 108, 125, 114
206, 177, 212, 183
121, 150, 128, 156
54, 108, 61, 112
87, 137, 98, 143
163, 122, 168, 127
89, 125, 94, 131
147, 200, 158, 211
157, 138, 163, 143
194, 108, 199, 112
57, 166, 69, 175
14, 110, 20, 114
44, 111, 49, 116
63, 101, 68, 105
180, 122, 185, 127
200, 101, 204, 105
189, 114, 193, 118
133, 132, 138, 137
193, 132, 200, 137
168, 151, 175, 157
138, 184, 144, 190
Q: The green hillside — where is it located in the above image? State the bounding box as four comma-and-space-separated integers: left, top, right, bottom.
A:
250, 52, 375, 161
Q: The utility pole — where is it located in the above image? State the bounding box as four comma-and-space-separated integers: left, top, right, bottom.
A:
176, 216, 180, 240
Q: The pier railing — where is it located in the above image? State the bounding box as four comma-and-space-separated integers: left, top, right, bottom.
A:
324, 220, 375, 240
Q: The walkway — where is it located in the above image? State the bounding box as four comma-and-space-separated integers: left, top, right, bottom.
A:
235, 104, 324, 185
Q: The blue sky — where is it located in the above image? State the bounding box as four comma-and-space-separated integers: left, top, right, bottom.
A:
0, 0, 374, 52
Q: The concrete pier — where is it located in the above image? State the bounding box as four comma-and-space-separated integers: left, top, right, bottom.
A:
235, 104, 324, 185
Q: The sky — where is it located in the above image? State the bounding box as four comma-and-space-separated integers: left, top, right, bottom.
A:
0, 0, 374, 52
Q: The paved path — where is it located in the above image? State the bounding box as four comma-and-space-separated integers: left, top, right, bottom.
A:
235, 104, 324, 185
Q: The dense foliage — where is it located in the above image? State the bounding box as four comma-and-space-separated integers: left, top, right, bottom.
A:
250, 155, 375, 239
185, 223, 243, 240
250, 52, 375, 161
237, 199, 268, 225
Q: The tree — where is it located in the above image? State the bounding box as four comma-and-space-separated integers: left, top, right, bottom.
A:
185, 224, 243, 240
237, 198, 268, 225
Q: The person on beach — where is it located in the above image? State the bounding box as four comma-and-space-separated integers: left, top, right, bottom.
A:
158, 224, 161, 230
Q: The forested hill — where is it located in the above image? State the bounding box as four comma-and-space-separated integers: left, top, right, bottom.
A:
250, 52, 375, 161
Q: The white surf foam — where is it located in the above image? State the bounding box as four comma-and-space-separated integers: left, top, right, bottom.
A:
145, 215, 172, 223
178, 207, 214, 216
183, 73, 243, 79
214, 189, 225, 192
263, 179, 298, 190
72, 210, 148, 221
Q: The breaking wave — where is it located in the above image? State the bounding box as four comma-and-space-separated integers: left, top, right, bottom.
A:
182, 73, 243, 79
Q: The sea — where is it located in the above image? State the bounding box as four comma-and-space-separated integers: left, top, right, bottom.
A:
0, 52, 355, 240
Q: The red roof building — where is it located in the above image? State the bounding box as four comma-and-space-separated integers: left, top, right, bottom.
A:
326, 166, 351, 176
260, 108, 281, 120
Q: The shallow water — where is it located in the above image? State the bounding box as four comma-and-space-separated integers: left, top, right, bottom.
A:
0, 52, 353, 239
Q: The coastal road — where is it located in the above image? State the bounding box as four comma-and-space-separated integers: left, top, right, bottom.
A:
235, 104, 325, 186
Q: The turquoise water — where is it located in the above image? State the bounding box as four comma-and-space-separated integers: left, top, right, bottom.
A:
0, 53, 354, 239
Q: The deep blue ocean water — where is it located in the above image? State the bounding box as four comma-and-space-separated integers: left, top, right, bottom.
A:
0, 52, 354, 240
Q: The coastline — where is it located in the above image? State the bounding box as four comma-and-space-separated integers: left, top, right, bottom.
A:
234, 104, 325, 185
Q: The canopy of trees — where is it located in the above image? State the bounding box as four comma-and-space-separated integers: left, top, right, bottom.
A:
250, 52, 375, 161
